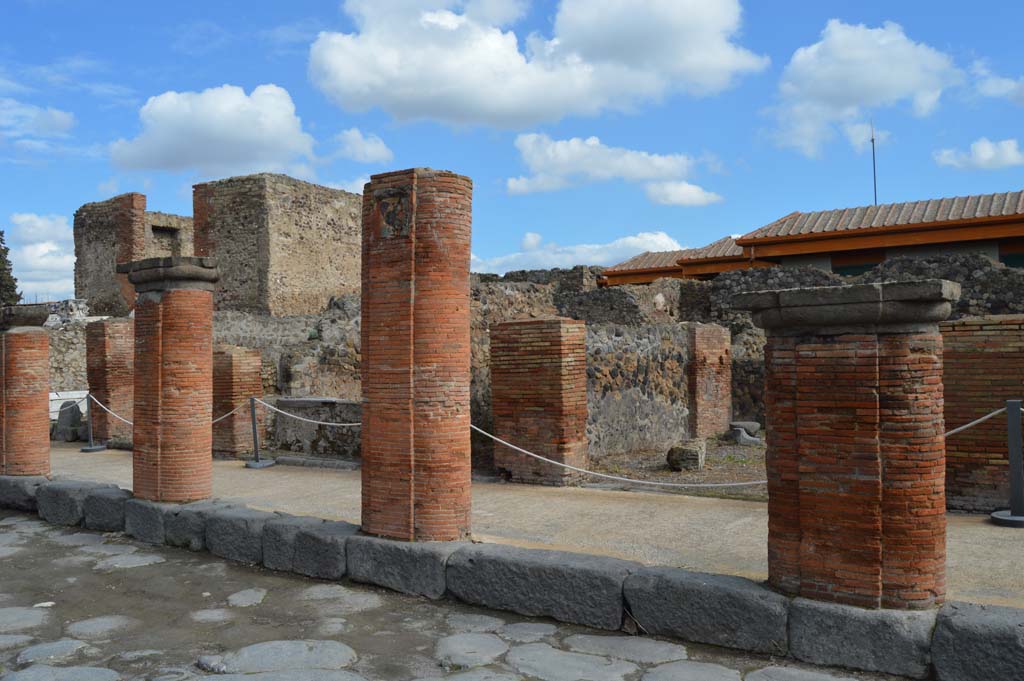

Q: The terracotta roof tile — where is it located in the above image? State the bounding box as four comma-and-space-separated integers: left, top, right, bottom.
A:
604, 236, 743, 273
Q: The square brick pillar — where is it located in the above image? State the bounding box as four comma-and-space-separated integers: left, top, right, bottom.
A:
687, 323, 732, 438
121, 257, 219, 502
490, 318, 588, 485
212, 345, 262, 458
360, 168, 472, 541
734, 280, 960, 610
0, 306, 51, 476
85, 318, 134, 443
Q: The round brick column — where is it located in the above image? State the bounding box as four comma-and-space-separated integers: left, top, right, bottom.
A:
735, 280, 958, 610
361, 168, 472, 541
0, 306, 51, 476
122, 257, 219, 502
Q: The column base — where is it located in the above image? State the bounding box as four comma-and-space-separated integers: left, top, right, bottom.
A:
990, 510, 1024, 528
80, 444, 108, 453
245, 458, 276, 469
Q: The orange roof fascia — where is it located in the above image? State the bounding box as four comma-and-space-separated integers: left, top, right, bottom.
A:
739, 218, 1024, 259
600, 264, 685, 278
678, 258, 775, 276
599, 270, 691, 286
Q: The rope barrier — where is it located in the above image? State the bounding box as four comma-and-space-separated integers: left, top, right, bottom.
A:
211, 402, 246, 425
944, 406, 1009, 438
87, 394, 134, 426
55, 396, 88, 412
471, 424, 767, 489
253, 398, 361, 427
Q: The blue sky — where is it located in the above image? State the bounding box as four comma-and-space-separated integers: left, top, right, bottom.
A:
2, 0, 1022, 301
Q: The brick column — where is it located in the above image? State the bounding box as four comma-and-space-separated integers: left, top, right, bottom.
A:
735, 280, 958, 610
121, 257, 219, 502
85, 318, 134, 443
687, 323, 732, 438
490, 318, 588, 485
361, 168, 472, 541
212, 345, 262, 458
0, 306, 50, 476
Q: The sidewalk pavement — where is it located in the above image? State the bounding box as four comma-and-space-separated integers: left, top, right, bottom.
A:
50, 443, 1024, 608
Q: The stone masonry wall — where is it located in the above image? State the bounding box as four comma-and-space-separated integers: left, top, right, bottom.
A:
47, 320, 87, 392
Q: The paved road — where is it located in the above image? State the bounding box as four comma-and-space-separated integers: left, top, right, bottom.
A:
0, 511, 894, 680
51, 443, 1024, 608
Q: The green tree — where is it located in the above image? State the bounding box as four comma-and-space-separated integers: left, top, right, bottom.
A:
0, 231, 21, 307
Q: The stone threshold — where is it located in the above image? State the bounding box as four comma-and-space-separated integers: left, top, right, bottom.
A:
1, 475, 1020, 681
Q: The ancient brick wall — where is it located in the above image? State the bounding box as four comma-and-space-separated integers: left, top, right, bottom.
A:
688, 324, 732, 438
0, 328, 50, 476
212, 345, 263, 458
194, 173, 361, 316
361, 168, 473, 541
941, 315, 1024, 511
73, 193, 146, 316
85, 318, 134, 443
144, 211, 194, 259
491, 318, 588, 485
48, 320, 87, 392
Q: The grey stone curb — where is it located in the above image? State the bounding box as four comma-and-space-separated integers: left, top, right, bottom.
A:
5, 481, 1024, 680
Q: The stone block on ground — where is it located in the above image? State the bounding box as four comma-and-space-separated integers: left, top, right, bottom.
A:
733, 428, 763, 446
124, 498, 179, 544
729, 421, 761, 436
262, 515, 327, 572
82, 487, 132, 532
293, 521, 359, 580
624, 567, 788, 655
0, 476, 48, 512
205, 507, 278, 564
53, 401, 84, 442
164, 500, 237, 551
446, 543, 638, 630
37, 480, 116, 527
666, 439, 706, 472
789, 598, 935, 679
932, 601, 1024, 681
347, 535, 465, 599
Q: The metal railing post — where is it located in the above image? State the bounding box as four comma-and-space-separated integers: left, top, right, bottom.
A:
991, 399, 1024, 527
244, 397, 275, 469
80, 395, 106, 453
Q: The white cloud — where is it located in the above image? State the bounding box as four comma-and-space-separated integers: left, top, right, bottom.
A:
5, 213, 75, 301
110, 84, 315, 177
508, 133, 720, 206
336, 128, 393, 163
645, 181, 723, 207
0, 98, 75, 139
97, 177, 119, 195
259, 18, 325, 49
773, 20, 961, 157
328, 176, 370, 194
309, 0, 767, 128
472, 230, 683, 273
934, 138, 1024, 170
972, 60, 1024, 105
841, 122, 890, 153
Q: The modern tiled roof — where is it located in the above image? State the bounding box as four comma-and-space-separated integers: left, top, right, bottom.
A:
682, 236, 742, 260
741, 190, 1024, 242
604, 249, 693, 272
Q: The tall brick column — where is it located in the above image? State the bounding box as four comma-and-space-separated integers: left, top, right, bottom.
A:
687, 323, 732, 438
212, 345, 263, 458
85, 318, 134, 443
735, 280, 959, 610
120, 257, 219, 502
491, 318, 588, 485
361, 168, 472, 541
0, 306, 51, 476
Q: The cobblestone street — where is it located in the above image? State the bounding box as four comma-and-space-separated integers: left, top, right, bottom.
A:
0, 510, 902, 681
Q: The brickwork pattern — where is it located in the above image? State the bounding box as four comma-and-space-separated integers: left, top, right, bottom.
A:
491, 318, 588, 485
361, 168, 472, 541
133, 289, 214, 502
212, 345, 263, 458
941, 315, 1024, 511
764, 332, 946, 609
0, 328, 50, 476
85, 318, 134, 442
688, 324, 732, 438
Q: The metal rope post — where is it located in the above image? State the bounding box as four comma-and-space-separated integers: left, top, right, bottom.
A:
992, 399, 1024, 527
80, 394, 106, 453
244, 396, 275, 469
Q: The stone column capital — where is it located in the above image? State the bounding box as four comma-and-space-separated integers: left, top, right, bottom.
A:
118, 256, 220, 293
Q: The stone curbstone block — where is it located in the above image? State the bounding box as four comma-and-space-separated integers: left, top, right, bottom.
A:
37, 480, 117, 526
262, 515, 327, 572
779, 282, 881, 308
789, 598, 935, 679
932, 601, 1024, 681
347, 535, 465, 599
881, 279, 961, 303
164, 500, 237, 551
446, 543, 638, 631
0, 475, 48, 512
293, 521, 360, 580
82, 487, 132, 532
730, 290, 779, 312
624, 567, 788, 655
205, 507, 278, 564
124, 498, 179, 544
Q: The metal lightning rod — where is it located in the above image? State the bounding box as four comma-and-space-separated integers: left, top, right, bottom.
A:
871, 121, 878, 206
